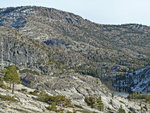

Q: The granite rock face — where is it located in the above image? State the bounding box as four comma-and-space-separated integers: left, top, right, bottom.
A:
0, 74, 150, 113
0, 26, 49, 73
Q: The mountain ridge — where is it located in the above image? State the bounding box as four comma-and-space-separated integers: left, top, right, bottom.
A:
0, 6, 150, 112
0, 5, 150, 87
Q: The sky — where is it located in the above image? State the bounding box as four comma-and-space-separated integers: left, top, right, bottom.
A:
0, 0, 150, 26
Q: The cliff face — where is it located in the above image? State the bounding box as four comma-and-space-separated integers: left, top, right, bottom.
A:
0, 26, 50, 73
0, 26, 85, 75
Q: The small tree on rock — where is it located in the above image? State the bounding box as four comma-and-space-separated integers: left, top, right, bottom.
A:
85, 96, 96, 108
97, 96, 104, 111
4, 65, 21, 94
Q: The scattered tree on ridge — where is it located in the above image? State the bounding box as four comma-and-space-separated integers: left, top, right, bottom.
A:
4, 65, 21, 94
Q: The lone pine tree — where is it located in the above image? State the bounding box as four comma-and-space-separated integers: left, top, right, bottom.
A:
4, 65, 21, 94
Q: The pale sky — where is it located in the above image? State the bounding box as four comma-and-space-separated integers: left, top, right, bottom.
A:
0, 0, 150, 26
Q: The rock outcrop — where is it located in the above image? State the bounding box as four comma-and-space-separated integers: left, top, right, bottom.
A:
0, 74, 150, 113
0, 26, 49, 73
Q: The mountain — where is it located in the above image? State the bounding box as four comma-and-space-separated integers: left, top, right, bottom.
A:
0, 6, 150, 77
0, 6, 150, 91
0, 6, 150, 112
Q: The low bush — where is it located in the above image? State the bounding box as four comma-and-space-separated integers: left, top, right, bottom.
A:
37, 94, 72, 107
20, 88, 27, 93
117, 105, 125, 113
0, 77, 7, 89
74, 104, 83, 109
46, 103, 57, 111
0, 94, 18, 101
85, 96, 96, 108
29, 90, 39, 96
84, 96, 104, 111
0, 83, 7, 89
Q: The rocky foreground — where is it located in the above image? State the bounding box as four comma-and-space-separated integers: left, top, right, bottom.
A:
0, 72, 149, 113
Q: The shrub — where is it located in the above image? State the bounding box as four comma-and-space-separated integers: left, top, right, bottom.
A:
29, 83, 34, 89
84, 96, 96, 108
73, 109, 77, 113
78, 109, 92, 113
46, 103, 57, 111
0, 94, 18, 101
21, 88, 27, 93
67, 111, 72, 113
39, 89, 46, 96
118, 105, 125, 113
84, 96, 104, 111
74, 104, 83, 109
37, 94, 72, 107
58, 108, 64, 113
0, 83, 7, 89
29, 90, 39, 96
112, 93, 114, 98
0, 77, 7, 89
97, 96, 104, 111
110, 99, 113, 105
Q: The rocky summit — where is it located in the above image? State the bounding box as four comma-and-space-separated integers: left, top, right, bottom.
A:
0, 6, 150, 113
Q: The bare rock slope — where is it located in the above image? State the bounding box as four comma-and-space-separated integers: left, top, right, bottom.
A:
0, 73, 150, 113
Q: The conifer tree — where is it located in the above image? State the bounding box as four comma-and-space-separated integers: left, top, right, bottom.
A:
4, 65, 21, 94
97, 96, 104, 111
